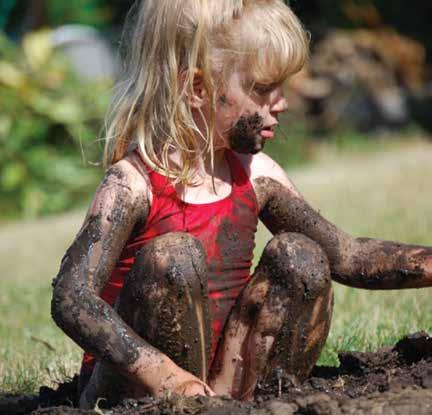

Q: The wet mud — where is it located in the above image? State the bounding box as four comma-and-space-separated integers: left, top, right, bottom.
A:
51, 160, 152, 371
117, 232, 212, 381
3, 331, 432, 414
228, 113, 265, 154
208, 232, 333, 400
80, 232, 213, 408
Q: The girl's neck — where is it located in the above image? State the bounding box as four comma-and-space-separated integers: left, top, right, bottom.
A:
173, 147, 233, 203
170, 148, 228, 182
197, 149, 227, 177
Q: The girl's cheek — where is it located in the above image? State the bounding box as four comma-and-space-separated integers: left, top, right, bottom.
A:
228, 112, 265, 155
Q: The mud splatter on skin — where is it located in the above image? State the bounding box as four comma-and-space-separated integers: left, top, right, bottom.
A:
118, 232, 212, 381
210, 165, 432, 399
229, 113, 265, 155
51, 159, 154, 404
210, 232, 333, 400
254, 176, 432, 289
76, 150, 259, 406
82, 232, 212, 408
260, 233, 333, 388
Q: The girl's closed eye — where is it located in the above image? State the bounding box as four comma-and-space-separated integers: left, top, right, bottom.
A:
252, 82, 281, 96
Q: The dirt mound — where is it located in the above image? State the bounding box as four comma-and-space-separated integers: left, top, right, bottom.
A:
2, 332, 431, 415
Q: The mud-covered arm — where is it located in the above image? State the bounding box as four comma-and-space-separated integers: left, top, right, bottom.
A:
254, 175, 432, 290
51, 160, 163, 376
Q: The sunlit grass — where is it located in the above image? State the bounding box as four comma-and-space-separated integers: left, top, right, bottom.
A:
0, 280, 81, 394
1, 135, 432, 393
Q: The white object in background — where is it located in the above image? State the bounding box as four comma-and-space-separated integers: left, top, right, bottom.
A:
51, 24, 118, 81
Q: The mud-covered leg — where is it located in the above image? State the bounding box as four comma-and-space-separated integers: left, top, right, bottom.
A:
209, 232, 333, 400
80, 232, 212, 407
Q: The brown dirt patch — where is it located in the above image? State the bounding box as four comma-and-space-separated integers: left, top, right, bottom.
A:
2, 332, 431, 414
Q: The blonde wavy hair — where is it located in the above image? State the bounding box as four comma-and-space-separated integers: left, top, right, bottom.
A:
104, 0, 309, 183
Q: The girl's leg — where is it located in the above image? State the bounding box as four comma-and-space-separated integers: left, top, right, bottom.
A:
80, 232, 212, 407
209, 232, 333, 400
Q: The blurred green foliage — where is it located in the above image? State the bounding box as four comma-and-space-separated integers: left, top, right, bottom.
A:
0, 0, 16, 30
0, 30, 108, 219
44, 0, 110, 29
3, 0, 131, 36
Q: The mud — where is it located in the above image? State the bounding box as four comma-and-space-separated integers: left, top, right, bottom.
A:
116, 232, 212, 380
50, 159, 162, 406
258, 233, 333, 383
3, 332, 432, 414
254, 176, 432, 289
51, 160, 152, 367
80, 232, 213, 408
55, 148, 262, 407
209, 232, 333, 399
228, 113, 265, 154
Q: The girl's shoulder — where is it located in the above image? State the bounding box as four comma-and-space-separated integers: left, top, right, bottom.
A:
234, 151, 302, 200
234, 151, 287, 182
106, 155, 151, 194
95, 154, 152, 214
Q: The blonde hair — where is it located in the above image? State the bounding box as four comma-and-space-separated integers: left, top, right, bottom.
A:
104, 0, 309, 182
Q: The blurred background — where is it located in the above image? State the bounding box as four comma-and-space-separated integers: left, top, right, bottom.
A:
0, 0, 432, 219
1, 0, 431, 219
1, 0, 431, 397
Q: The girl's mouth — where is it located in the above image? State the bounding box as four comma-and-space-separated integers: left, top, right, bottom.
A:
260, 127, 274, 139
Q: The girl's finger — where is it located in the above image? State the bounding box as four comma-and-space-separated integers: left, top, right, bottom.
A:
204, 385, 216, 396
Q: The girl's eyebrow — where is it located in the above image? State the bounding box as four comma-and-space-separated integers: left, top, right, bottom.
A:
254, 78, 285, 86
254, 81, 284, 90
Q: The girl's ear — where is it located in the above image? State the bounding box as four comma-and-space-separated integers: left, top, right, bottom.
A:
189, 69, 206, 109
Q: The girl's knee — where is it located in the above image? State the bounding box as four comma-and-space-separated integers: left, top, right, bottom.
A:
141, 232, 204, 254
137, 232, 205, 261
260, 232, 331, 299
132, 232, 207, 287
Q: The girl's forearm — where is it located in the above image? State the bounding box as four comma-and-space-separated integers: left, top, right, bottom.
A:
332, 238, 432, 290
52, 278, 157, 371
51, 278, 183, 394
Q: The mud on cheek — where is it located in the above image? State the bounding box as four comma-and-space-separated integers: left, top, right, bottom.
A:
228, 113, 265, 155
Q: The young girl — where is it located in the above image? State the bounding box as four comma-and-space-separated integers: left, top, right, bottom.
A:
51, 0, 432, 408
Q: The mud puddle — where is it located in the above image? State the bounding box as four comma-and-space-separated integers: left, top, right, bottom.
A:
2, 332, 431, 415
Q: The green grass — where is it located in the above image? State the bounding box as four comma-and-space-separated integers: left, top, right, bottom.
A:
0, 280, 82, 394
1, 135, 432, 394
0, 213, 84, 394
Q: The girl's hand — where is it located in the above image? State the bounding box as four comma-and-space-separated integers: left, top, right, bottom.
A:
173, 371, 216, 396
172, 377, 216, 397
156, 362, 216, 397
132, 354, 215, 398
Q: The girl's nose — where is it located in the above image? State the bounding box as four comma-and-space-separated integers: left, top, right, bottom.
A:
270, 92, 288, 115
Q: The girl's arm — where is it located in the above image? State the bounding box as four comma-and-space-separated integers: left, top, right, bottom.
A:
252, 163, 432, 290
51, 158, 206, 396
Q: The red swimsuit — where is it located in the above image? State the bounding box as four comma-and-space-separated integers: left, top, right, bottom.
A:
82, 150, 258, 371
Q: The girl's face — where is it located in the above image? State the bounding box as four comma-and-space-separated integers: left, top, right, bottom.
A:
213, 70, 288, 154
